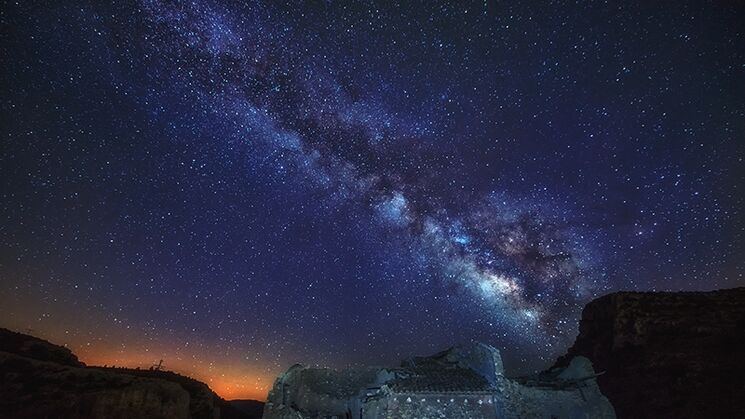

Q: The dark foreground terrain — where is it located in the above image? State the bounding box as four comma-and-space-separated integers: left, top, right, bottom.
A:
3, 287, 744, 418
0, 327, 263, 419
555, 287, 745, 419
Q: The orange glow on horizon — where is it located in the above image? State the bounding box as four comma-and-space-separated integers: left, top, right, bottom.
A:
77, 348, 273, 401
1, 309, 276, 401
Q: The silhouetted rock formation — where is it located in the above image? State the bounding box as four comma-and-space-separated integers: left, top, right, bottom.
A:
0, 327, 263, 419
555, 287, 745, 419
0, 327, 83, 367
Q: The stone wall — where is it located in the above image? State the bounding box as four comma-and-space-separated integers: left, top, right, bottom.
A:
499, 380, 615, 419
383, 393, 499, 419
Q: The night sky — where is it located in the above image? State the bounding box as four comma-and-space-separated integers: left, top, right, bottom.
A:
2, 1, 744, 400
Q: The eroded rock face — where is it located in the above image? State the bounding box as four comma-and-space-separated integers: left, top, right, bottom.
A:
555, 287, 745, 419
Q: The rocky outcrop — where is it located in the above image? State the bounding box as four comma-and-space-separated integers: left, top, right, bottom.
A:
0, 327, 263, 419
555, 287, 745, 419
264, 343, 615, 419
0, 327, 83, 367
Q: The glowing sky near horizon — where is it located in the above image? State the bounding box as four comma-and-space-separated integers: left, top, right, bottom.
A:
1, 1, 744, 400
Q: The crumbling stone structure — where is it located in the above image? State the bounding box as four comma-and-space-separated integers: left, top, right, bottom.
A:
263, 342, 615, 419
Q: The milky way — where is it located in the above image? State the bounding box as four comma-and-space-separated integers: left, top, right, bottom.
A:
2, 0, 744, 400
141, 0, 603, 336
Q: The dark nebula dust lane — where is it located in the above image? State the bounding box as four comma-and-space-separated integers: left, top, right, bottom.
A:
1, 1, 744, 400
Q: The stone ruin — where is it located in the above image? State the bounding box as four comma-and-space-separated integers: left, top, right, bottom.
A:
262, 342, 615, 419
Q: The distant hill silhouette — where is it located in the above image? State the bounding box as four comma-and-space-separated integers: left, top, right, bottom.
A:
0, 327, 263, 419
0, 327, 83, 367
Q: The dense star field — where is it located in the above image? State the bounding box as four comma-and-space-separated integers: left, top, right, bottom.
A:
1, 1, 744, 400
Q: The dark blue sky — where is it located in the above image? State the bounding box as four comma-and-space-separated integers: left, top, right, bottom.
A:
1, 0, 743, 399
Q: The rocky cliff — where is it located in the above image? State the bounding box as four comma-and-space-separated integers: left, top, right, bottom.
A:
555, 287, 745, 419
0, 327, 84, 367
0, 327, 263, 419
